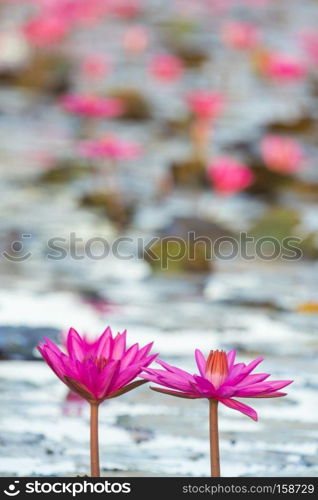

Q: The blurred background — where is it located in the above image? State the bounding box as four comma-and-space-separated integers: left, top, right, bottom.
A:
0, 0, 317, 477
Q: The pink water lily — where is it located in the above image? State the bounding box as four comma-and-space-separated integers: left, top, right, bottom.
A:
60, 94, 124, 118
264, 53, 307, 83
38, 327, 157, 403
23, 15, 70, 46
143, 349, 292, 422
207, 156, 254, 194
38, 327, 156, 477
261, 135, 304, 173
186, 91, 225, 121
149, 54, 184, 82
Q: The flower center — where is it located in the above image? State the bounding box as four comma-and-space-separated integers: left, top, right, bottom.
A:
205, 350, 228, 388
84, 355, 109, 373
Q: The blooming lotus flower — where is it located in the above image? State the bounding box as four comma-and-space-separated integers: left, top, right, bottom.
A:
38, 327, 156, 477
264, 53, 307, 83
123, 25, 149, 55
78, 135, 141, 160
143, 349, 292, 422
60, 94, 124, 118
222, 21, 260, 50
143, 349, 292, 477
149, 54, 184, 82
38, 327, 156, 403
261, 135, 304, 174
207, 157, 254, 194
186, 91, 225, 121
23, 15, 70, 47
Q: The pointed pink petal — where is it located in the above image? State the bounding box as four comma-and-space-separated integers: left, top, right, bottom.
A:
134, 342, 154, 362
94, 329, 112, 358
235, 379, 293, 397
235, 373, 270, 387
220, 398, 258, 421
66, 328, 85, 360
156, 359, 194, 380
195, 349, 206, 377
112, 330, 127, 359
226, 350, 236, 370
252, 392, 287, 398
228, 358, 264, 385
109, 362, 143, 393
96, 360, 120, 399
192, 375, 215, 396
120, 343, 139, 369
150, 387, 201, 399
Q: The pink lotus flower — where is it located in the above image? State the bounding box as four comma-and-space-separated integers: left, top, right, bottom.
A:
123, 26, 149, 55
264, 53, 307, 83
143, 349, 292, 421
60, 94, 124, 118
79, 135, 141, 160
207, 157, 254, 194
261, 135, 304, 173
186, 91, 225, 121
38, 327, 157, 403
222, 21, 260, 50
23, 15, 70, 46
149, 54, 184, 82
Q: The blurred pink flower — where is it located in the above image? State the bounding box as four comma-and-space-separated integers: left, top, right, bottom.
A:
187, 91, 225, 121
300, 30, 318, 65
149, 54, 184, 82
109, 0, 141, 18
222, 21, 260, 50
60, 94, 124, 118
40, 0, 110, 27
81, 54, 112, 80
207, 156, 254, 195
123, 26, 149, 55
79, 135, 142, 160
264, 53, 307, 83
261, 135, 304, 173
38, 327, 157, 403
143, 349, 293, 421
23, 15, 70, 46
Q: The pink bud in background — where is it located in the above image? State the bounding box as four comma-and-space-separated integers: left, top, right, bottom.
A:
261, 135, 304, 174
186, 91, 226, 121
23, 15, 69, 47
300, 30, 318, 65
81, 54, 112, 80
264, 53, 307, 83
123, 26, 149, 55
109, 0, 142, 19
149, 54, 184, 82
222, 21, 260, 50
60, 94, 124, 118
207, 157, 254, 195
